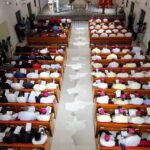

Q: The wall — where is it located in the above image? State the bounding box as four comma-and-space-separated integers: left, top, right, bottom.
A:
0, 22, 10, 41
115, 0, 150, 48
0, 0, 48, 48
40, 0, 48, 9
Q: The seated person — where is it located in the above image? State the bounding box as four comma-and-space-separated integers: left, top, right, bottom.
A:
32, 60, 41, 69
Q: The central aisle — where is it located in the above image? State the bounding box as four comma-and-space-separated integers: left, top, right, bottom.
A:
51, 21, 96, 150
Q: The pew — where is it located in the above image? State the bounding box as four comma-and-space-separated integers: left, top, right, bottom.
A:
0, 138, 51, 150
91, 67, 150, 72
27, 36, 69, 47
0, 115, 54, 136
5, 88, 60, 103
93, 88, 150, 100
0, 102, 57, 118
96, 127, 150, 150
90, 37, 132, 46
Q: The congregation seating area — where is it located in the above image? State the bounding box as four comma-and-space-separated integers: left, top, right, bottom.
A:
0, 18, 71, 150
27, 17, 72, 47
1, 0, 150, 149
89, 18, 132, 46
90, 17, 150, 150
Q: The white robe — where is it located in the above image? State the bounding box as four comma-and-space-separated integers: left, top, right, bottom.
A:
119, 135, 141, 146
100, 132, 115, 147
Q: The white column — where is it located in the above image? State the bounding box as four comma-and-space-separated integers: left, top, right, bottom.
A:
55, 0, 60, 12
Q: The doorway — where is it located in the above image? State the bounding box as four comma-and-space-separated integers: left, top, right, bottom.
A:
15, 10, 22, 23
139, 9, 146, 24
27, 2, 32, 17
130, 1, 134, 13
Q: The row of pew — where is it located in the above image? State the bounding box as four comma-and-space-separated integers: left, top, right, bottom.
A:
89, 18, 132, 46
27, 17, 72, 47
90, 45, 150, 150
0, 16, 71, 149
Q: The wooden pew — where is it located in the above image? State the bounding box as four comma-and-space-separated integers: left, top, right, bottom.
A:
91, 53, 145, 60
95, 105, 150, 134
91, 58, 150, 64
6, 77, 62, 91
94, 89, 150, 104
90, 36, 132, 46
98, 146, 150, 150
27, 36, 69, 47
15, 45, 67, 62
2, 67, 63, 77
91, 61, 150, 69
92, 77, 150, 83
96, 123, 150, 150
8, 59, 65, 67
0, 138, 51, 150
4, 87, 60, 103
0, 101, 55, 135
96, 103, 150, 111
0, 102, 57, 119
93, 88, 150, 99
88, 18, 124, 26
0, 115, 54, 136
91, 67, 150, 73
96, 128, 150, 150
90, 45, 132, 51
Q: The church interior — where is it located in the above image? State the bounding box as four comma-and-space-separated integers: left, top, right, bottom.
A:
0, 0, 150, 150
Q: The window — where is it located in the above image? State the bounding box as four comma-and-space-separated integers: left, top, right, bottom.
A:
15, 10, 22, 23
139, 9, 146, 24
130, 2, 135, 13
27, 3, 32, 17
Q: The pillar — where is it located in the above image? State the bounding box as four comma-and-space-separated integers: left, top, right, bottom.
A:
55, 0, 60, 12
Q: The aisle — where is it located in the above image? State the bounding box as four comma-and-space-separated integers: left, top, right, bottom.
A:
51, 21, 96, 150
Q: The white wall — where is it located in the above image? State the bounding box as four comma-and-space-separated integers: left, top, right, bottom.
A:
0, 22, 10, 41
115, 0, 150, 48
0, 0, 48, 48
40, 0, 48, 9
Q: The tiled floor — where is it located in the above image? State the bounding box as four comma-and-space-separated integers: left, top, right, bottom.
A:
51, 21, 96, 150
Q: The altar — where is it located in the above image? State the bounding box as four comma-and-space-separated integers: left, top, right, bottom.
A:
42, 0, 116, 21
48, 0, 60, 12
72, 0, 90, 10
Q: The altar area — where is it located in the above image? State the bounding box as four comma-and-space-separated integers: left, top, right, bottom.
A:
72, 0, 113, 10
39, 0, 116, 21
71, 0, 89, 10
